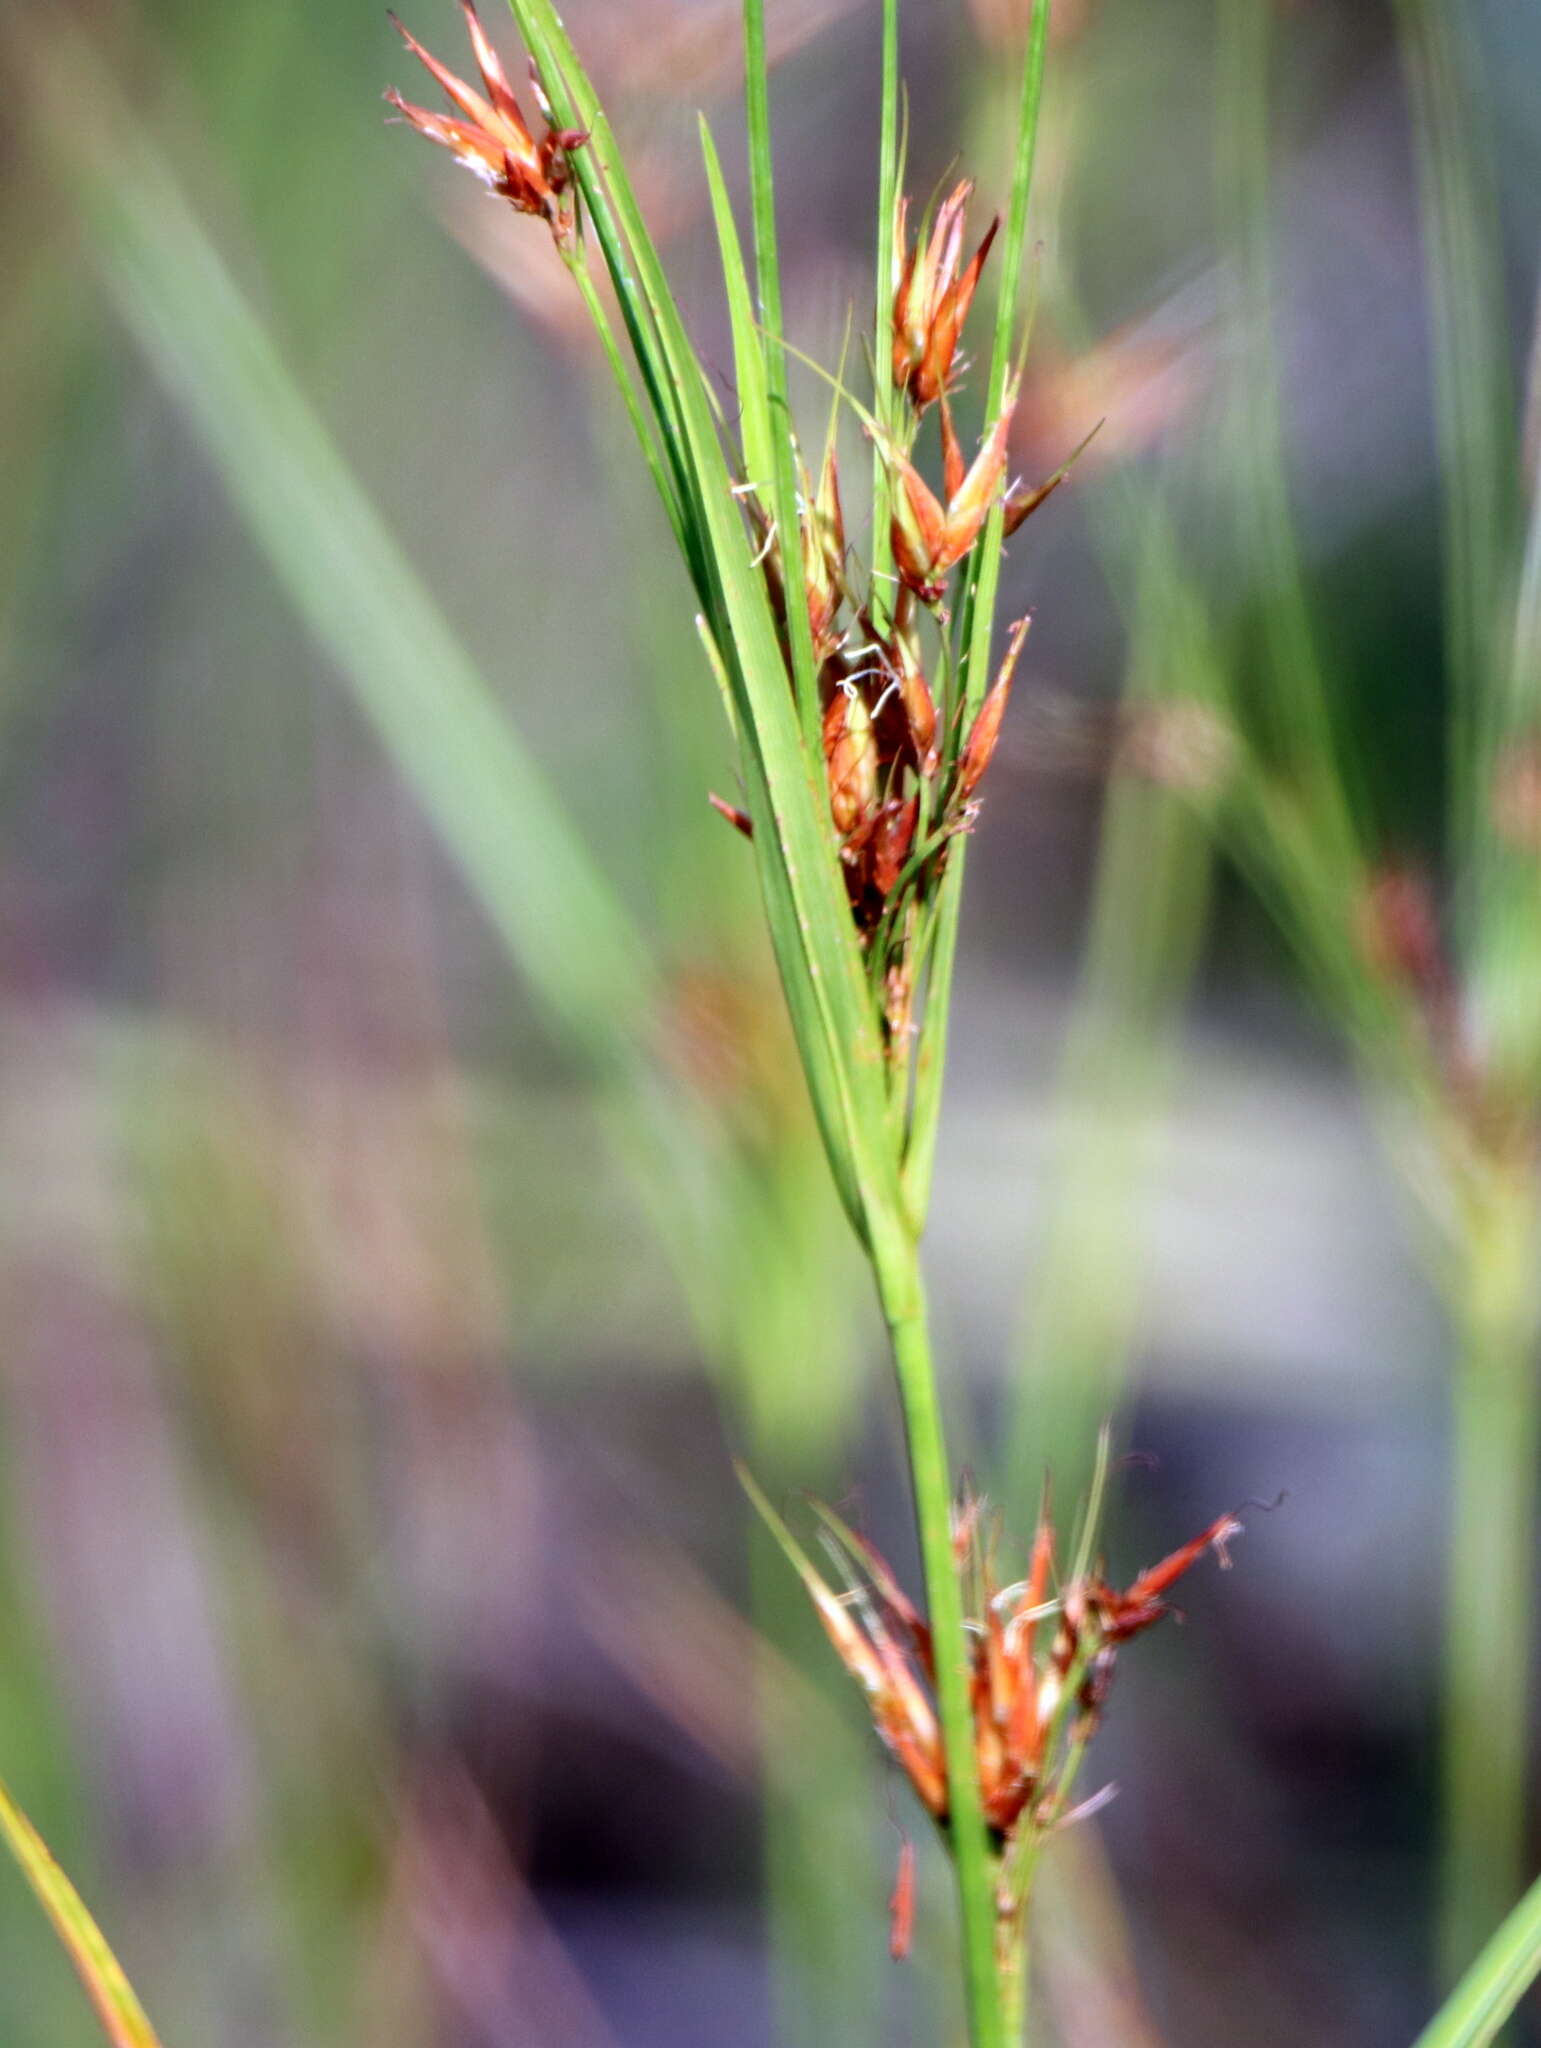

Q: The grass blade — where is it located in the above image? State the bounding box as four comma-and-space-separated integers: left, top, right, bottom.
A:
700, 118, 776, 514
742, 0, 823, 752
0, 1775, 164, 2048
4, 6, 761, 1349
8, 12, 655, 1081
1415, 1871, 1541, 2048
1214, 0, 1358, 859
1393, 0, 1516, 880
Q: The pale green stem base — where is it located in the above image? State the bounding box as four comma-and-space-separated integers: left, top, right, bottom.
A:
1000, 1902, 1032, 2046
1439, 1182, 1541, 2015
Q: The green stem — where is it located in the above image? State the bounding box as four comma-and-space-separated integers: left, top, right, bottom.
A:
874, 1247, 1005, 2048
868, 0, 900, 633
1001, 1922, 1029, 2046
1439, 1181, 1541, 2009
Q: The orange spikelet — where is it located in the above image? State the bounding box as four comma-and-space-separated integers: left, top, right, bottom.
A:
892, 181, 999, 411
883, 390, 1018, 602
823, 688, 878, 835
958, 613, 1031, 803
387, 1, 585, 241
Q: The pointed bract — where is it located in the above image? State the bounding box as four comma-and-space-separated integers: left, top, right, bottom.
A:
958, 612, 1031, 803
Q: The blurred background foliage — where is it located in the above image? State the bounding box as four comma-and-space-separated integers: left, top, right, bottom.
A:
3, 0, 1541, 2042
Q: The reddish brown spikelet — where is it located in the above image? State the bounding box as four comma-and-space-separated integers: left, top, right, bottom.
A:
916, 216, 998, 412
885, 390, 1018, 602
898, 653, 938, 770
1005, 1511, 1055, 1776
889, 462, 950, 602
872, 797, 919, 897
958, 613, 1031, 803
1095, 1507, 1244, 1643
888, 1839, 917, 1961
942, 396, 1018, 558
387, 2, 585, 241
823, 688, 878, 835
940, 394, 967, 506
892, 182, 999, 412
1003, 467, 1068, 537
811, 1500, 935, 1675
746, 1463, 1248, 1961
1357, 866, 1447, 1006
800, 446, 848, 657
708, 791, 754, 839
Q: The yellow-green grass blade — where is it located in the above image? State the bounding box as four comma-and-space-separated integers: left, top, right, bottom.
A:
0, 1774, 163, 2048
1415, 1872, 1541, 2048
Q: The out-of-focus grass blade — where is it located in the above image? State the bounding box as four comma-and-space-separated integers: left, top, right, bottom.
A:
0, 1774, 163, 2048
4, 7, 752, 1333
6, 13, 655, 1081
1214, 0, 1359, 865
1414, 1872, 1541, 2048
1004, 615, 1214, 1498
1393, 0, 1515, 867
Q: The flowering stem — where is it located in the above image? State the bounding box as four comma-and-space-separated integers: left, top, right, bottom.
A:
874, 1245, 1006, 2048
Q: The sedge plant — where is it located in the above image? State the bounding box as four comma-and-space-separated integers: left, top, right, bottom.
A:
383, 0, 1248, 2036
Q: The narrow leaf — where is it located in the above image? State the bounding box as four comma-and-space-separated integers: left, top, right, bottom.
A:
700, 119, 775, 506
0, 1774, 163, 2048
740, 0, 824, 752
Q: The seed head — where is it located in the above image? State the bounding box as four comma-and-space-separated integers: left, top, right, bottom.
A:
892, 182, 1000, 413
386, 1, 587, 243
740, 1460, 1251, 1959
